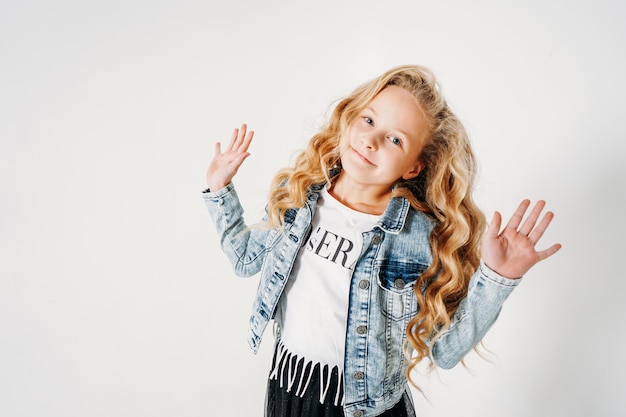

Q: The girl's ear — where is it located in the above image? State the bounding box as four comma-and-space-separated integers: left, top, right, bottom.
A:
401, 163, 423, 180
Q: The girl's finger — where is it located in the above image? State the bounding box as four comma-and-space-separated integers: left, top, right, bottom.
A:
504, 199, 531, 231
518, 200, 546, 236
214, 142, 222, 156
536, 242, 562, 261
233, 151, 251, 168
240, 130, 254, 153
528, 210, 555, 245
486, 211, 502, 239
235, 124, 248, 150
226, 127, 239, 151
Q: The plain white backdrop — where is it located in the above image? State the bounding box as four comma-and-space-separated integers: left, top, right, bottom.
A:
1, 0, 625, 416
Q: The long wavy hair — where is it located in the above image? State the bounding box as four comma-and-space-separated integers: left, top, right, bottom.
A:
266, 65, 486, 385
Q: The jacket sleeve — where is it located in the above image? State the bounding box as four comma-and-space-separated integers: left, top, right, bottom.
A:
430, 262, 521, 369
202, 183, 274, 277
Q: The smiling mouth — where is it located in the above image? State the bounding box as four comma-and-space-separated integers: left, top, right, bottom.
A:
351, 147, 375, 166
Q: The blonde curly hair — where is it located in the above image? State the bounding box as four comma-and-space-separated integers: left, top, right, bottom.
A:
266, 65, 486, 384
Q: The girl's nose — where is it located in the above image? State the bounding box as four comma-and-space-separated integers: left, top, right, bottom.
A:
361, 133, 380, 150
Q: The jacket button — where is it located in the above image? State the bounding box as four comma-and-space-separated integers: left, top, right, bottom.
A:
371, 235, 382, 244
394, 278, 405, 289
357, 325, 367, 335
354, 371, 365, 380
358, 280, 369, 290
353, 411, 363, 417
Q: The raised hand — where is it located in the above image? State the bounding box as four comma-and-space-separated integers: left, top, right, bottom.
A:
206, 124, 254, 191
482, 200, 561, 279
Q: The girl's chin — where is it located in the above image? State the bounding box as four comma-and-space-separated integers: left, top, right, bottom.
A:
335, 166, 375, 187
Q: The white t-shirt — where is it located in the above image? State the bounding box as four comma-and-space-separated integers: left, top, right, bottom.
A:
275, 186, 380, 371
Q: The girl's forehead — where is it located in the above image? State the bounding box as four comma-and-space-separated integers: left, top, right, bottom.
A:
371, 87, 423, 116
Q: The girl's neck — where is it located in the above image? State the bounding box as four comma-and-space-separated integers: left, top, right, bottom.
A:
328, 174, 391, 215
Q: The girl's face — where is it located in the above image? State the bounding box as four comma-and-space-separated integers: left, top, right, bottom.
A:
339, 86, 429, 190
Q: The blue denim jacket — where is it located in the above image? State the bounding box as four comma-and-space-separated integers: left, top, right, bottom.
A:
203, 182, 520, 417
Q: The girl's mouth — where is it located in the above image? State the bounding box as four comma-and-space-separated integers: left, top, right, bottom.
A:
351, 147, 375, 166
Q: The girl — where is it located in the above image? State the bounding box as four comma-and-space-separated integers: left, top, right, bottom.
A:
202, 65, 560, 417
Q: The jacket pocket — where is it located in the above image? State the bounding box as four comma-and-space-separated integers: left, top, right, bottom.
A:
375, 260, 427, 321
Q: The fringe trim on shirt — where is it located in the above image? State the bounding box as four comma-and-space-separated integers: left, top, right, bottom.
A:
269, 339, 344, 407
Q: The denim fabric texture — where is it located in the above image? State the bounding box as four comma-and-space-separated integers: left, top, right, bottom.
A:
203, 183, 520, 417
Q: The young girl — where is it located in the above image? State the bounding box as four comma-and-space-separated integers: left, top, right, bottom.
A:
202, 65, 560, 417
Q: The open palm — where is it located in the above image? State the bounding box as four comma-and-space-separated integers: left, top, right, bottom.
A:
206, 124, 254, 191
482, 200, 561, 279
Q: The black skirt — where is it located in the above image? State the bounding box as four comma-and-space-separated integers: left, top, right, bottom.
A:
265, 340, 414, 417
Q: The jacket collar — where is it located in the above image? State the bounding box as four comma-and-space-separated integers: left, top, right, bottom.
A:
307, 181, 410, 235
377, 196, 410, 235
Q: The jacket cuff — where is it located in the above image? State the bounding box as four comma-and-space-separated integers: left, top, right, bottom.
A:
201, 182, 234, 198
478, 261, 522, 288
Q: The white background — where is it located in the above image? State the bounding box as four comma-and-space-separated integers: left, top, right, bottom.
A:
1, 0, 625, 416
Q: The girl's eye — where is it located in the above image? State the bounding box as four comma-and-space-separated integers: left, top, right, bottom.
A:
389, 136, 402, 146
364, 116, 374, 125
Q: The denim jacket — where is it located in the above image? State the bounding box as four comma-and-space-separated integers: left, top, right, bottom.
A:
203, 182, 520, 417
